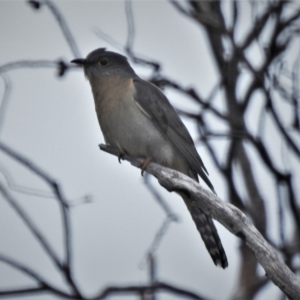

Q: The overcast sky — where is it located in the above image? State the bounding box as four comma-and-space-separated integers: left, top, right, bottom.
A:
0, 1, 296, 299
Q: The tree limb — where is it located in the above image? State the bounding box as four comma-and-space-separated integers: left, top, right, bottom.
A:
100, 144, 300, 300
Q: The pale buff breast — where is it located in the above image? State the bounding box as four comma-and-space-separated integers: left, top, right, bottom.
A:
90, 76, 179, 167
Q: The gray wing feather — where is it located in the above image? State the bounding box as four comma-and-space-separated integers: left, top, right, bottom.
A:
133, 78, 215, 193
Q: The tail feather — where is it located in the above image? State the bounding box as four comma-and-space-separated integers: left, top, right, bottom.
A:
183, 195, 228, 268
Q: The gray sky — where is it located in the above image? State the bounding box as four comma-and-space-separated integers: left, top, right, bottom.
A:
0, 1, 294, 299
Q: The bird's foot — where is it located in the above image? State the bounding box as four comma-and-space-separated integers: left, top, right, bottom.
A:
118, 152, 125, 163
139, 157, 152, 176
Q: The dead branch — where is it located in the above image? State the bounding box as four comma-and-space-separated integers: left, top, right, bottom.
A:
100, 143, 300, 300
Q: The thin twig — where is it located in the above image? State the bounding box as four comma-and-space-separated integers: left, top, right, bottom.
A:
143, 174, 178, 221
125, 0, 135, 54
93, 281, 209, 300
0, 74, 11, 134
0, 164, 54, 198
44, 0, 81, 58
0, 60, 58, 73
93, 27, 124, 51
0, 182, 63, 270
0, 141, 80, 298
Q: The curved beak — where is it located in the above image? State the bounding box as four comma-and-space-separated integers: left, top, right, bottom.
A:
70, 58, 87, 66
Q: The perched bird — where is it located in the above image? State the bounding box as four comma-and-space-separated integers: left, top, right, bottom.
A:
71, 48, 228, 268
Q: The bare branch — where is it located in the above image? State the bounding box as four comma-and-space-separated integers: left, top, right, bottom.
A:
43, 0, 81, 58
0, 254, 50, 285
239, 2, 283, 52
94, 27, 124, 51
0, 254, 72, 298
150, 78, 227, 120
0, 164, 54, 198
0, 74, 11, 134
0, 287, 47, 298
139, 174, 178, 268
143, 174, 178, 221
0, 60, 57, 73
0, 182, 63, 270
100, 144, 300, 299
265, 89, 300, 159
0, 60, 73, 77
170, 0, 191, 17
0, 141, 81, 298
145, 216, 174, 260
125, 0, 135, 54
235, 143, 266, 236
93, 281, 209, 300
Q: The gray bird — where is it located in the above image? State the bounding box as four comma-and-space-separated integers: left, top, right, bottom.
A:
71, 48, 228, 268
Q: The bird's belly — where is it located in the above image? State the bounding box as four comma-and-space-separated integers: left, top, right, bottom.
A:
98, 100, 175, 166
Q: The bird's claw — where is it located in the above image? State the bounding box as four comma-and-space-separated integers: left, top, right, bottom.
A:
139, 157, 152, 176
118, 152, 125, 163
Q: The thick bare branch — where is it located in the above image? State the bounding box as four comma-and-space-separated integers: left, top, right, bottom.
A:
100, 144, 300, 300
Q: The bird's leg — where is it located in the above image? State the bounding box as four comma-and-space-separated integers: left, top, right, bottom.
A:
139, 157, 152, 176
118, 152, 125, 163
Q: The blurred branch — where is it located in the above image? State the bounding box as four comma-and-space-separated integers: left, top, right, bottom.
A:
235, 143, 266, 235
143, 174, 178, 221
231, 243, 269, 300
0, 254, 71, 298
94, 2, 161, 75
93, 281, 209, 300
172, 2, 300, 298
125, 0, 135, 54
0, 182, 63, 269
170, 0, 190, 17
0, 60, 57, 73
147, 254, 157, 300
0, 251, 211, 300
0, 287, 48, 298
265, 89, 300, 159
94, 27, 124, 52
0, 141, 81, 298
150, 78, 227, 120
239, 2, 283, 52
0, 254, 51, 286
0, 163, 92, 205
100, 143, 300, 299
123, 1, 161, 75
43, 0, 81, 58
0, 60, 73, 77
141, 174, 178, 267
0, 164, 54, 198
0, 74, 11, 134
144, 216, 174, 261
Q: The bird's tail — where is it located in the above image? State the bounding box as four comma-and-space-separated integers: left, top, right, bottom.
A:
182, 194, 228, 269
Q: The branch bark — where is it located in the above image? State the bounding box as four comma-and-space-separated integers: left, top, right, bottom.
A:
100, 144, 300, 300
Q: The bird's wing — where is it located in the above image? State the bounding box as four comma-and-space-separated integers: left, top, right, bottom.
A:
133, 78, 215, 193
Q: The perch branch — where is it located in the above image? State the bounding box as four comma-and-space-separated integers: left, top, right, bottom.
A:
100, 144, 300, 300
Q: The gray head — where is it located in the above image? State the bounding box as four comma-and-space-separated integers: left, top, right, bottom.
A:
71, 48, 136, 80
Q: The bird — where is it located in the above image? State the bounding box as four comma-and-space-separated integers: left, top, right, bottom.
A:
71, 48, 228, 268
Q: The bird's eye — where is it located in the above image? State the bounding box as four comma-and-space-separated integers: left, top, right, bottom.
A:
98, 58, 109, 67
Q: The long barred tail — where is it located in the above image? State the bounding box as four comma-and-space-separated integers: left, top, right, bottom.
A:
183, 195, 228, 268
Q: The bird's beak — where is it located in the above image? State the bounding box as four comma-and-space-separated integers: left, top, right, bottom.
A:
70, 58, 87, 66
